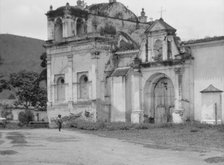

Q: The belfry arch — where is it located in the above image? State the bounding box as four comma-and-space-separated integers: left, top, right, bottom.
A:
76, 18, 85, 35
54, 18, 63, 42
144, 73, 175, 123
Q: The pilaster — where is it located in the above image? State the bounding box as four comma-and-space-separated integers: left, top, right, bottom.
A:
47, 54, 52, 106
67, 54, 73, 111
173, 67, 184, 123
47, 18, 54, 40
131, 70, 143, 123
162, 37, 168, 61
91, 50, 100, 100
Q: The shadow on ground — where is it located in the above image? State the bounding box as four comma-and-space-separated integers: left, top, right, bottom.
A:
0, 150, 18, 155
205, 157, 224, 164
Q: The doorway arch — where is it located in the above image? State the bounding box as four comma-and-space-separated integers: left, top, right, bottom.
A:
144, 73, 175, 123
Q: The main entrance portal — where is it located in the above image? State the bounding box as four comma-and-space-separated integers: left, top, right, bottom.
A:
144, 74, 175, 124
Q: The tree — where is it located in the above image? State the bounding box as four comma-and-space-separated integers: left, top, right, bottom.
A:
0, 71, 47, 111
0, 55, 4, 65
39, 52, 47, 82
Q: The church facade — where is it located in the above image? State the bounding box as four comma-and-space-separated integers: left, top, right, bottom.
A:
45, 0, 224, 127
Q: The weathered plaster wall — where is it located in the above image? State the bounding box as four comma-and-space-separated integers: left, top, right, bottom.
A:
111, 77, 126, 122
191, 40, 224, 122
47, 40, 112, 125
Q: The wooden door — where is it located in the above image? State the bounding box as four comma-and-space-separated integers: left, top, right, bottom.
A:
153, 78, 174, 123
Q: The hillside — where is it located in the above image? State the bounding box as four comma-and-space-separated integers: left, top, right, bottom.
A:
0, 34, 45, 76
0, 34, 45, 99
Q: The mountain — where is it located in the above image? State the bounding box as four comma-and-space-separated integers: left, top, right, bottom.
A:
0, 34, 45, 76
0, 34, 45, 99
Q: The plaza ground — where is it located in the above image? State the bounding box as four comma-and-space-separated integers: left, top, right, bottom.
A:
0, 128, 224, 165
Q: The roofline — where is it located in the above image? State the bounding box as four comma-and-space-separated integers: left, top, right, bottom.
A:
183, 36, 224, 45
115, 49, 139, 55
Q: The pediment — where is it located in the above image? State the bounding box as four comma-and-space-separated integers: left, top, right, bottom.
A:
150, 22, 166, 32
146, 18, 176, 33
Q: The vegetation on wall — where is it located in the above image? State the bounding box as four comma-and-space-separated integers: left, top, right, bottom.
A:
100, 23, 116, 36
118, 40, 136, 51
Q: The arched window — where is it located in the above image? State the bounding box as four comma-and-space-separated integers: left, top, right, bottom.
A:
57, 77, 65, 101
79, 75, 88, 99
76, 18, 85, 36
54, 18, 63, 42
153, 39, 163, 61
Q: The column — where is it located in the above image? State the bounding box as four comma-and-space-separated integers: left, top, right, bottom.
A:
173, 67, 184, 123
74, 18, 77, 36
131, 70, 143, 123
67, 54, 73, 112
64, 17, 74, 38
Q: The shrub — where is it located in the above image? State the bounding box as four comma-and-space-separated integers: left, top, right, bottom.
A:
71, 119, 105, 130
134, 123, 151, 130
105, 122, 133, 131
18, 110, 34, 126
217, 124, 224, 132
1, 106, 13, 120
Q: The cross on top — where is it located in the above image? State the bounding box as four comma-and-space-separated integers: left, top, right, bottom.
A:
159, 7, 166, 18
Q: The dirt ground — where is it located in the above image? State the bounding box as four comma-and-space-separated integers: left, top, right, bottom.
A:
0, 129, 224, 165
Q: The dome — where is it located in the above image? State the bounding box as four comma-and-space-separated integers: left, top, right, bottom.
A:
88, 2, 138, 22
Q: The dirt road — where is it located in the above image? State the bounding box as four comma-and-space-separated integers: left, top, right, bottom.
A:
0, 129, 223, 165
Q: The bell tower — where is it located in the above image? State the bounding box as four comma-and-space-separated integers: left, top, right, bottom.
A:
138, 8, 148, 23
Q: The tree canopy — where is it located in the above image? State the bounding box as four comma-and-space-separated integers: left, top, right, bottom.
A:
0, 71, 47, 111
39, 52, 47, 82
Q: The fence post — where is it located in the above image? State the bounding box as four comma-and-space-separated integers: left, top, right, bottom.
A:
214, 103, 218, 125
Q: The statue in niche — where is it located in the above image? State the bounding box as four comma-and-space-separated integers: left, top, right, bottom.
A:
153, 39, 163, 61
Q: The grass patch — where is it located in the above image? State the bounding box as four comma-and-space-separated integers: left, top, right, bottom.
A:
69, 119, 179, 131
70, 121, 224, 151
95, 126, 224, 151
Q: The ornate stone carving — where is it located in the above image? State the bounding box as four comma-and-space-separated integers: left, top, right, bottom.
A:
67, 54, 73, 62
91, 50, 101, 59
174, 67, 184, 75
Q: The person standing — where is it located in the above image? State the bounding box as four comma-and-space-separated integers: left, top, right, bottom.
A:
57, 114, 63, 131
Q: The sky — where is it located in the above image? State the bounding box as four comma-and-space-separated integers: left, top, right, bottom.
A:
0, 0, 224, 41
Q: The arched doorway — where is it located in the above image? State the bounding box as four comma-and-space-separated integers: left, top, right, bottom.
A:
144, 73, 175, 124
